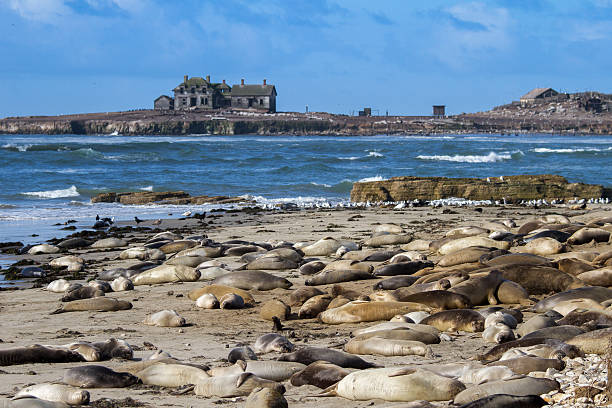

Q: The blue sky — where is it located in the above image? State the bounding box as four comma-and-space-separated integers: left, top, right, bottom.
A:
1, 0, 611, 116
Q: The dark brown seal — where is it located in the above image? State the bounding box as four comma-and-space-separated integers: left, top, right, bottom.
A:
277, 347, 377, 369
393, 290, 473, 309
290, 361, 349, 389
0, 345, 84, 366
63, 365, 139, 388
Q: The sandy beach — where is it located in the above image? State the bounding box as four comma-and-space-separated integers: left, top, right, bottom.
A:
1, 204, 611, 407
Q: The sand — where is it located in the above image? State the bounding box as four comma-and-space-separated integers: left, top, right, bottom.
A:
0, 204, 611, 407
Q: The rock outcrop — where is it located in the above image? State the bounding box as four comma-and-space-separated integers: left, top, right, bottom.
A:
350, 175, 610, 203
91, 191, 246, 205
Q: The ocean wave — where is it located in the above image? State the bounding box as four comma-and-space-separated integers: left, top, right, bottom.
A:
367, 151, 383, 157
139, 186, 154, 191
417, 151, 518, 163
339, 156, 360, 160
532, 147, 612, 153
339, 151, 383, 160
359, 176, 386, 182
22, 185, 80, 199
0, 204, 17, 209
310, 182, 332, 188
2, 143, 32, 152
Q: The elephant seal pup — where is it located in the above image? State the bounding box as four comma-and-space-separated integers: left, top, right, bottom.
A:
51, 297, 132, 314
524, 237, 565, 256
213, 360, 306, 382
143, 310, 185, 327
319, 367, 465, 402
220, 293, 245, 309
344, 337, 432, 357
476, 338, 584, 363
372, 261, 433, 277
495, 280, 530, 305
195, 372, 285, 398
453, 376, 559, 405
319, 301, 432, 324
213, 271, 292, 291
253, 334, 294, 353
133, 264, 200, 285
61, 286, 105, 302
305, 269, 374, 286
287, 287, 325, 306
482, 323, 515, 344
278, 347, 377, 369
228, 346, 258, 363
484, 312, 517, 329
517, 316, 558, 337
438, 246, 494, 267
136, 363, 211, 387
421, 309, 485, 332
533, 286, 612, 312
457, 394, 547, 408
46, 279, 81, 293
566, 327, 612, 354
63, 365, 138, 388
28, 244, 60, 255
13, 383, 89, 405
299, 260, 327, 276
7, 397, 71, 408
110, 276, 133, 292
394, 290, 473, 310
196, 293, 220, 309
298, 295, 333, 319
374, 275, 420, 290
488, 356, 565, 374
245, 387, 288, 408
290, 361, 350, 389
0, 345, 84, 366
188, 285, 255, 306
449, 270, 504, 306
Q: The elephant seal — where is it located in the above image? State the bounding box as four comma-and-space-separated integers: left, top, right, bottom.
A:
566, 327, 612, 354
477, 338, 584, 363
88, 280, 112, 293
300, 237, 349, 256
449, 270, 504, 306
46, 279, 81, 293
61, 286, 105, 302
557, 309, 612, 327
394, 290, 473, 309
374, 223, 404, 234
438, 237, 510, 255
133, 264, 200, 285
298, 295, 333, 319
290, 361, 349, 389
143, 310, 185, 327
228, 346, 258, 363
110, 276, 133, 292
567, 227, 610, 245
63, 365, 138, 388
457, 394, 547, 408
7, 397, 71, 407
135, 362, 210, 387
453, 376, 559, 405
577, 267, 612, 286
497, 265, 583, 295
480, 253, 553, 267
533, 286, 612, 312
327, 296, 351, 310
28, 244, 60, 255
159, 239, 198, 254
521, 325, 585, 341
551, 298, 605, 316
13, 383, 89, 405
63, 338, 132, 361
482, 323, 515, 343
277, 347, 377, 369
484, 312, 517, 329
517, 315, 558, 337
49, 255, 85, 272
188, 284, 254, 305
372, 261, 433, 277
374, 275, 420, 290
363, 233, 413, 247
319, 367, 465, 402
319, 301, 432, 324
488, 356, 565, 374
245, 387, 288, 408
165, 255, 210, 267
98, 268, 140, 281
51, 297, 132, 314
305, 269, 374, 286
557, 258, 595, 276
524, 238, 565, 256
299, 261, 326, 276
220, 293, 245, 309
194, 372, 285, 398
119, 247, 165, 261
0, 345, 84, 366
421, 310, 485, 332
213, 271, 291, 290
247, 254, 298, 270
211, 360, 306, 382
495, 280, 530, 305
438, 246, 494, 267
446, 226, 489, 237
253, 334, 294, 353
344, 337, 432, 357
196, 293, 220, 309
90, 237, 127, 248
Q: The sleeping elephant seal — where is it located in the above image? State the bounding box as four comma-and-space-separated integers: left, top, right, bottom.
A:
394, 290, 472, 309
7, 398, 70, 408
63, 365, 138, 388
290, 361, 349, 389
488, 356, 565, 374
253, 334, 294, 353
135, 363, 210, 387
61, 286, 105, 302
194, 372, 285, 398
212, 271, 292, 291
305, 269, 374, 286
449, 270, 504, 306
520, 325, 585, 341
277, 347, 377, 369
13, 383, 90, 405
319, 367, 465, 402
245, 387, 288, 408
132, 264, 200, 285
421, 309, 485, 332
482, 323, 515, 344
494, 280, 530, 305
319, 301, 432, 324
374, 275, 420, 290
566, 327, 612, 354
457, 394, 547, 408
557, 309, 612, 327
453, 376, 559, 405
354, 328, 440, 344
343, 337, 432, 357
51, 297, 132, 314
0, 345, 84, 366
228, 346, 257, 363
476, 338, 584, 363
143, 310, 186, 327
220, 293, 245, 309
532, 286, 612, 313
188, 284, 255, 306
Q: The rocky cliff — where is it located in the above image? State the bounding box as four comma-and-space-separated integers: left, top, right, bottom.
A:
91, 191, 246, 205
350, 175, 610, 203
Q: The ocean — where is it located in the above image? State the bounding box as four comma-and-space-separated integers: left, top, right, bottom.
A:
1, 133, 611, 251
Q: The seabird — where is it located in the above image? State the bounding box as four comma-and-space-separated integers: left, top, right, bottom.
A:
486, 177, 491, 183
182, 211, 192, 217
152, 219, 162, 225
500, 176, 504, 182
134, 216, 144, 224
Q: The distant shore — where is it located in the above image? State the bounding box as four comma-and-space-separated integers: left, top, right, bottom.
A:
1, 107, 612, 136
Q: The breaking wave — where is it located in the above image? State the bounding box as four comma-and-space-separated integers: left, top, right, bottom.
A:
22, 185, 80, 199
417, 151, 521, 163
532, 147, 612, 153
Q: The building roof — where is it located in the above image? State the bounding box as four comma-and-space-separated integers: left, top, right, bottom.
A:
521, 88, 556, 100
173, 77, 210, 91
154, 95, 173, 101
231, 84, 276, 97
211, 82, 231, 90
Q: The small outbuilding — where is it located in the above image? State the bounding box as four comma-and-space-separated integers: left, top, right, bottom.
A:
520, 88, 558, 104
154, 95, 174, 110
230, 79, 277, 113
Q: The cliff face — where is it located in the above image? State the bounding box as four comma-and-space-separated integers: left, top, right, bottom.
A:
350, 175, 610, 203
91, 191, 245, 205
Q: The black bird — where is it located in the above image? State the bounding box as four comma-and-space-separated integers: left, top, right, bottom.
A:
101, 217, 114, 225
134, 216, 144, 224
96, 214, 100, 221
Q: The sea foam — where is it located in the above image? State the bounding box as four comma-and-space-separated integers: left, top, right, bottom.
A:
417, 151, 514, 163
22, 185, 80, 199
533, 147, 612, 153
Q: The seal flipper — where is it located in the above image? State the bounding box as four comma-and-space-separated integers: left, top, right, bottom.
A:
50, 307, 64, 314
387, 367, 417, 377
314, 383, 338, 397
487, 290, 498, 305
236, 372, 253, 387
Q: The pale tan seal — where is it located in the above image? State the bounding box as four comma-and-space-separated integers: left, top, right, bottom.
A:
567, 227, 610, 245
319, 301, 432, 324
143, 310, 185, 327
494, 280, 530, 305
421, 309, 485, 332
213, 271, 291, 290
438, 246, 493, 267
133, 264, 200, 285
194, 372, 285, 397
13, 384, 89, 405
51, 297, 132, 314
260, 299, 290, 321
566, 327, 612, 354
287, 287, 325, 306
110, 276, 133, 292
28, 244, 60, 255
245, 387, 288, 408
188, 284, 255, 306
136, 362, 210, 387
246, 254, 299, 270
119, 247, 165, 261
253, 334, 294, 353
489, 356, 564, 374
344, 337, 432, 357
220, 293, 245, 309
363, 233, 413, 247
453, 376, 559, 405
577, 267, 612, 286
482, 323, 515, 344
438, 237, 510, 255
298, 295, 333, 319
449, 270, 504, 306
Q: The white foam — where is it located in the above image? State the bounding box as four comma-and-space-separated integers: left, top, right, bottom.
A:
368, 151, 383, 157
339, 156, 360, 160
2, 143, 31, 152
22, 185, 80, 199
417, 151, 512, 163
310, 182, 332, 188
139, 185, 154, 191
359, 176, 386, 182
533, 147, 612, 153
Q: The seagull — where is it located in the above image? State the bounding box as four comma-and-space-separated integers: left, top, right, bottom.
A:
182, 211, 192, 217
152, 219, 162, 225
134, 216, 144, 224
486, 177, 491, 183
500, 176, 504, 182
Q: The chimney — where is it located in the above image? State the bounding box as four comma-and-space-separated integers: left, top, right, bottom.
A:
222, 79, 226, 85
241, 78, 244, 86
206, 75, 210, 82
263, 79, 267, 86
184, 75, 188, 83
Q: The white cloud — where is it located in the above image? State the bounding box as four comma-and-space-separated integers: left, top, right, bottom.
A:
4, 0, 71, 22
